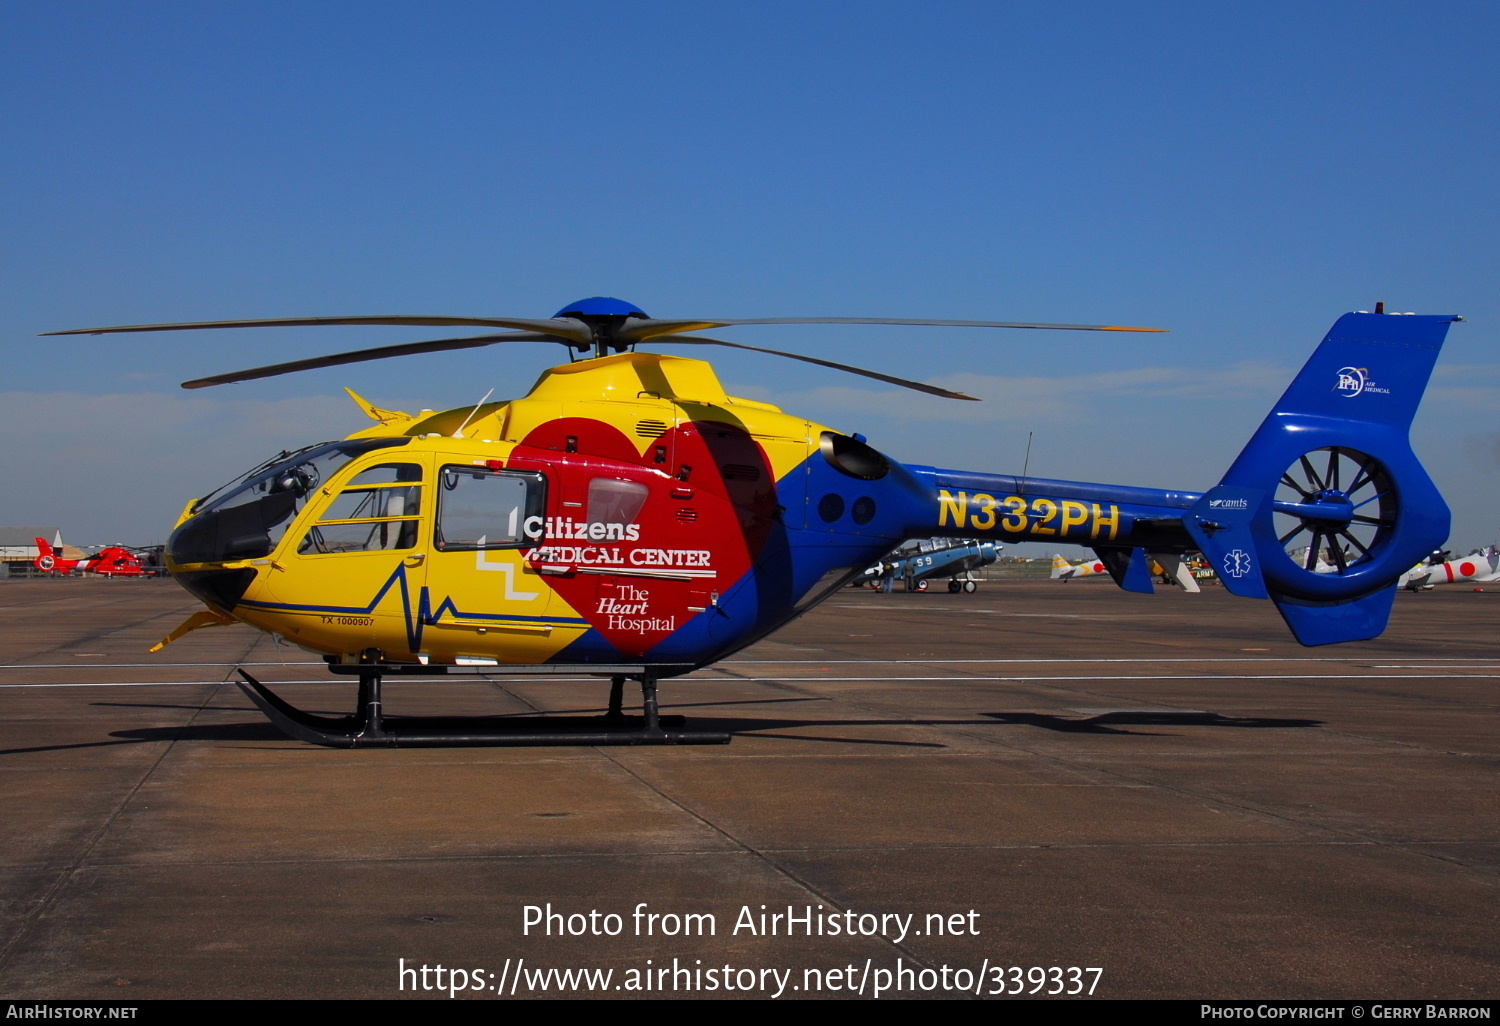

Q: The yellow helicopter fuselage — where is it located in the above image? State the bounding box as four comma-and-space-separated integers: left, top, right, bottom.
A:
164, 351, 882, 669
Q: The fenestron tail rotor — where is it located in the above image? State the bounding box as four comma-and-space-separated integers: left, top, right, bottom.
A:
44, 296, 1167, 400
1273, 446, 1396, 576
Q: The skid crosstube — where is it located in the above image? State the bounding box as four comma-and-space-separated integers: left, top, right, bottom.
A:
235, 663, 730, 748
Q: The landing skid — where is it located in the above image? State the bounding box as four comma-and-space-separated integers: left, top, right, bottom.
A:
235, 662, 731, 748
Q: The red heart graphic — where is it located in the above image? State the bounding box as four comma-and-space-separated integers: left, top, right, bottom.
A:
512, 417, 778, 657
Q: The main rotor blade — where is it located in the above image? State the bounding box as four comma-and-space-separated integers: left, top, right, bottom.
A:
649, 335, 980, 401
180, 332, 569, 389
45, 315, 595, 348
619, 316, 1168, 345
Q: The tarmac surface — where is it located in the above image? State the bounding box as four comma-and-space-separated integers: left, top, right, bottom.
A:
0, 575, 1495, 1000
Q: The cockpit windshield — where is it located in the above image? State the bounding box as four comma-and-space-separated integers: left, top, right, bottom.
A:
169, 438, 411, 564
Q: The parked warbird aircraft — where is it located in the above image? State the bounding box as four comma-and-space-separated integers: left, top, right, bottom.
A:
1051, 552, 1201, 592
1050, 554, 1109, 582
858, 537, 1002, 592
1397, 547, 1500, 591
46, 299, 1461, 747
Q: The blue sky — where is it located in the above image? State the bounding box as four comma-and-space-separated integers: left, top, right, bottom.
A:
2, 1, 1496, 554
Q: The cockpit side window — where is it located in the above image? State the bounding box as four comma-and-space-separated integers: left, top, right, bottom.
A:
436, 467, 546, 550
343, 463, 424, 487
297, 462, 424, 555
169, 438, 411, 564
317, 485, 422, 524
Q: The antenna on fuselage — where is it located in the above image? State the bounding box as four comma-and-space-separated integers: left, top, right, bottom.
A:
453, 388, 496, 439
1019, 431, 1034, 495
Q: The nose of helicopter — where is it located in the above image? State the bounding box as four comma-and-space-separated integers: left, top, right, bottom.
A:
164, 515, 263, 612
167, 561, 260, 614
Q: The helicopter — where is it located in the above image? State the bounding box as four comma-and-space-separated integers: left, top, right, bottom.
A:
32, 536, 155, 577
46, 298, 1461, 748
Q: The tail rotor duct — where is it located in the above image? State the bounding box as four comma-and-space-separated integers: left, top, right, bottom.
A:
1273, 447, 1396, 578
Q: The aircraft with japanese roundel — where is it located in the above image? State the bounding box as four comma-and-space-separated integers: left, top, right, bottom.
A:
44, 299, 1462, 747
1050, 553, 1109, 581
1396, 548, 1499, 591
1050, 552, 1201, 592
32, 537, 154, 577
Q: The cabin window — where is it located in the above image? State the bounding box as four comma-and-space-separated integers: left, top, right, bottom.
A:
586, 478, 649, 526
436, 467, 546, 550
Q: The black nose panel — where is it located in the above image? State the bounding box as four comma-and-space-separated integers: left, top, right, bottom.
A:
173, 568, 258, 613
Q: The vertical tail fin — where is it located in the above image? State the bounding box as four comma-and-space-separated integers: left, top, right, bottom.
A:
1184, 312, 1460, 645
33, 536, 61, 572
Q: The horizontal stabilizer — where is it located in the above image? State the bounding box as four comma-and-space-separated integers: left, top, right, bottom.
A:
1093, 546, 1156, 595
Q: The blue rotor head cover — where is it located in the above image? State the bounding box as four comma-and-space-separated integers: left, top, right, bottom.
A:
554, 297, 649, 319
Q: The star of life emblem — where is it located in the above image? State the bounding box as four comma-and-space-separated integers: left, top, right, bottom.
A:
1223, 549, 1253, 578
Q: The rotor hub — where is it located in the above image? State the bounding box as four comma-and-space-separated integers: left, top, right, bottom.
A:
1310, 489, 1353, 523
553, 297, 650, 357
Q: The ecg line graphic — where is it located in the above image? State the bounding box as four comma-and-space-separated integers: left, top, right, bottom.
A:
238, 561, 590, 653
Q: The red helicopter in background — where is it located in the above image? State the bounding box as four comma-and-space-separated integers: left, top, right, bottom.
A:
33, 537, 155, 577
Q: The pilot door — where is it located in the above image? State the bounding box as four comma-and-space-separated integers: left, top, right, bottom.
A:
266, 457, 428, 660
420, 457, 573, 664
